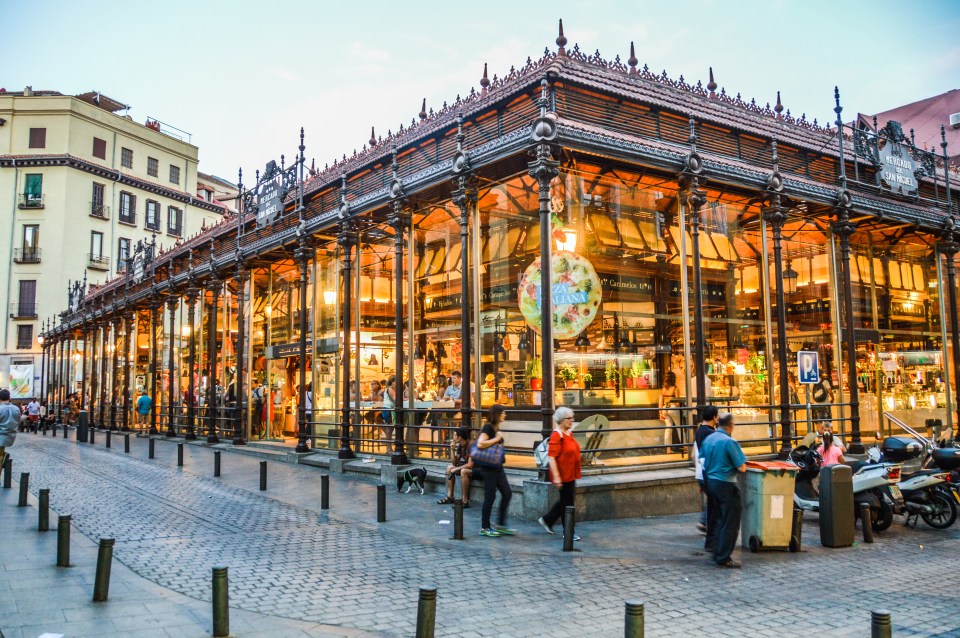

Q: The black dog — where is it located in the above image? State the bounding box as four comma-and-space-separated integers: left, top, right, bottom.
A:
397, 467, 428, 494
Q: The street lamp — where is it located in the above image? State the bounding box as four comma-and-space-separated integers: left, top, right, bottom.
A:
783, 261, 799, 295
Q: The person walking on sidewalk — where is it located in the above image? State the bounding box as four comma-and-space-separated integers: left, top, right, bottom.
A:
0, 390, 19, 470
538, 406, 582, 541
472, 404, 514, 537
136, 389, 153, 432
701, 412, 747, 568
692, 405, 719, 533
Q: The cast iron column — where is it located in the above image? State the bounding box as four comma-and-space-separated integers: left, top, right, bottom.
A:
39, 335, 47, 411
834, 195, 864, 454
338, 224, 356, 459
940, 238, 960, 438
295, 239, 311, 453
184, 287, 199, 440
79, 327, 88, 410
389, 200, 408, 465
529, 149, 559, 441
233, 265, 248, 445
207, 279, 222, 444
99, 322, 108, 428
763, 159, 793, 458
149, 300, 160, 434
110, 318, 120, 431
88, 324, 98, 424
52, 337, 60, 422
452, 168, 477, 429
121, 313, 133, 431
166, 297, 179, 437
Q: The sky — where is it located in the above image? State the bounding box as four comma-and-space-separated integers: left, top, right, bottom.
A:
3, 0, 959, 184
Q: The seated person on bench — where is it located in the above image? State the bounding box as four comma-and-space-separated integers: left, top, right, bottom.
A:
437, 426, 473, 507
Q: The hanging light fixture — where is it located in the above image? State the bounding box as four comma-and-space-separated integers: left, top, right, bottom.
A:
783, 261, 799, 295
494, 332, 506, 354
517, 330, 529, 351
426, 348, 435, 363
436, 341, 447, 359
575, 331, 590, 350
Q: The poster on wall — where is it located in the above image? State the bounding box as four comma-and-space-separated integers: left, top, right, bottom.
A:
518, 251, 602, 340
9, 364, 34, 399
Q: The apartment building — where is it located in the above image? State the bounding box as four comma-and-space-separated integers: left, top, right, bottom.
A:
0, 87, 226, 396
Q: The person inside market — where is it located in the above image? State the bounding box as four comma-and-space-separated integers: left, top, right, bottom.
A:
701, 412, 747, 569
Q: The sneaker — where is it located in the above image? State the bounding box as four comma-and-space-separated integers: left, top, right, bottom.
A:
460, 501, 470, 509
493, 524, 517, 535
537, 517, 556, 534
564, 533, 582, 542
479, 528, 501, 538
696, 523, 707, 533
716, 559, 741, 569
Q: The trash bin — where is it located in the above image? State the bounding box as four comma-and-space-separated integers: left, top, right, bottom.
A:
819, 463, 854, 548
740, 460, 799, 552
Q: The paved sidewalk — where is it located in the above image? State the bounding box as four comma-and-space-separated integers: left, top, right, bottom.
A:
3, 430, 960, 637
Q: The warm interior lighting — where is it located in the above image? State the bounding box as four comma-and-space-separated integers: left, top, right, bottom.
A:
181, 326, 191, 337
323, 290, 336, 305
783, 262, 799, 294
556, 229, 578, 252
265, 304, 272, 317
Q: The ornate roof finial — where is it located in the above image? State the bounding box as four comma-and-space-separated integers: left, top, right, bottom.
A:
556, 18, 567, 57
627, 42, 638, 74
774, 91, 784, 119
369, 126, 377, 147
480, 63, 490, 92
419, 98, 427, 121
707, 67, 717, 98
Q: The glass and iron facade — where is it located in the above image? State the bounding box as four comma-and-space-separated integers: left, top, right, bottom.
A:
43, 39, 960, 471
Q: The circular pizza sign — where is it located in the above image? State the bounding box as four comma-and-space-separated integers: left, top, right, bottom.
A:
518, 251, 602, 340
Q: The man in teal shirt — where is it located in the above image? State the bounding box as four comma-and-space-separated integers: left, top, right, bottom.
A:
700, 413, 747, 568
135, 389, 153, 432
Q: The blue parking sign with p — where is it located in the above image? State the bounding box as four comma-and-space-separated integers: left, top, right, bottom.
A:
797, 350, 820, 384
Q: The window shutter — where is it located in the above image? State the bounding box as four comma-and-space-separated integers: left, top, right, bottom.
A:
18, 280, 36, 307
93, 137, 107, 159
29, 128, 46, 148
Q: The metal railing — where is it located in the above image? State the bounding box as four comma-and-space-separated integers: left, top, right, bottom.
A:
88, 253, 110, 270
90, 202, 110, 219
13, 247, 41, 263
9, 302, 38, 318
18, 193, 44, 209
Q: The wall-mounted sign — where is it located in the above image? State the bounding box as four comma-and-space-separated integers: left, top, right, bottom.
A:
518, 251, 602, 340
268, 340, 312, 358
878, 141, 918, 196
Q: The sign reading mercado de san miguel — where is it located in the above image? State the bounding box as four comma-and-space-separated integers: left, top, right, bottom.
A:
878, 124, 918, 197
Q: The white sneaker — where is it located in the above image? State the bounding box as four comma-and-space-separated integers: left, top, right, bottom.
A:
537, 517, 555, 534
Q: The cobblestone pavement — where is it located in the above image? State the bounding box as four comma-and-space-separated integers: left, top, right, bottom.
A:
5, 432, 960, 638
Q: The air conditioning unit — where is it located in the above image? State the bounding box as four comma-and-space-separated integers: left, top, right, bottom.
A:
950, 112, 960, 129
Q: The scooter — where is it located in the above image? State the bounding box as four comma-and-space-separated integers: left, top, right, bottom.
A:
790, 444, 901, 532
867, 436, 956, 529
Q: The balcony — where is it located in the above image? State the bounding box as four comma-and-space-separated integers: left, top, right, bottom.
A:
13, 248, 41, 264
18, 193, 44, 209
88, 253, 110, 271
90, 202, 110, 219
9, 302, 37, 319
118, 212, 136, 226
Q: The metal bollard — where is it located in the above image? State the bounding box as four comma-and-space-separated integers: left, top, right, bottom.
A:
871, 609, 892, 638
106, 429, 111, 449
259, 461, 267, 490
18, 472, 30, 507
42, 422, 47, 436
624, 600, 645, 638
212, 566, 229, 638
92, 538, 115, 602
452, 501, 464, 540
148, 438, 155, 459
320, 474, 330, 510
124, 434, 130, 454
56, 515, 71, 567
62, 422, 67, 438
2, 456, 11, 488
38, 489, 50, 531
89, 427, 95, 445
859, 503, 875, 544
177, 443, 184, 467
377, 484, 386, 523
214, 451, 221, 477
562, 506, 576, 552
415, 586, 437, 638
52, 422, 57, 436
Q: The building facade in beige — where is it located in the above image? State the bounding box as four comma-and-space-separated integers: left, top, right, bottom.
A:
0, 87, 226, 397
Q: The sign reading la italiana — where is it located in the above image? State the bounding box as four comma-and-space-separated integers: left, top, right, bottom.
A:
518, 251, 602, 340
878, 141, 918, 196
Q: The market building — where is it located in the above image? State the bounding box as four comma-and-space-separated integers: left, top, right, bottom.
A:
0, 87, 226, 398
41, 25, 960, 516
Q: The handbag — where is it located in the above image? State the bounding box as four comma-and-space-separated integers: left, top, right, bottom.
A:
470, 440, 505, 468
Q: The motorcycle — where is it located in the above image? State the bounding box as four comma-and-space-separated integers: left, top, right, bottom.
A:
790, 444, 900, 532
923, 445, 960, 506
868, 433, 957, 529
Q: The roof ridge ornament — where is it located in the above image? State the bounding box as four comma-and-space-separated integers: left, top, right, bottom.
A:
480, 63, 490, 93
774, 91, 784, 120
627, 42, 638, 75
419, 98, 427, 121
707, 67, 717, 98
556, 19, 567, 57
